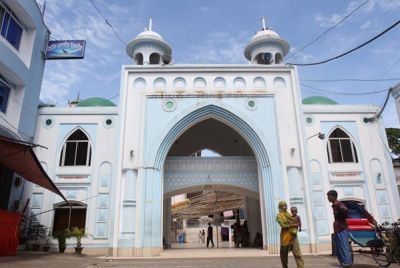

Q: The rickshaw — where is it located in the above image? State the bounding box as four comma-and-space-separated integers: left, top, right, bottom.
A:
342, 201, 399, 267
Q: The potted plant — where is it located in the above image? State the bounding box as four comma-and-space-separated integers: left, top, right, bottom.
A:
70, 227, 86, 255
52, 229, 70, 253
42, 231, 51, 252
28, 223, 47, 251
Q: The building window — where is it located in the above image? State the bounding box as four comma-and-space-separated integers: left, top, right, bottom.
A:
327, 128, 358, 163
53, 202, 87, 233
59, 129, 92, 166
0, 77, 10, 113
0, 3, 23, 50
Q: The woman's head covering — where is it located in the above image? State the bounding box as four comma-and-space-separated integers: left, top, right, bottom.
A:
278, 200, 287, 211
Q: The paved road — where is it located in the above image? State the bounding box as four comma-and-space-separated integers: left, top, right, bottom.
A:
1, 252, 396, 268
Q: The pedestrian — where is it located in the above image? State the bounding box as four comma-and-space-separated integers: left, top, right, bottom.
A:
207, 223, 214, 247
241, 220, 249, 247
291, 207, 302, 232
198, 230, 202, 243
233, 219, 241, 247
201, 229, 205, 244
327, 190, 352, 268
276, 200, 304, 268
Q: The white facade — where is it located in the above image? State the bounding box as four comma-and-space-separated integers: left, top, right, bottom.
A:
0, 0, 49, 211
29, 23, 400, 256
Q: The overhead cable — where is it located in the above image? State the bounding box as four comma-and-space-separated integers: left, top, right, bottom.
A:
288, 19, 400, 66
287, 0, 370, 60
88, 0, 127, 46
301, 83, 389, 95
363, 83, 400, 122
301, 78, 400, 83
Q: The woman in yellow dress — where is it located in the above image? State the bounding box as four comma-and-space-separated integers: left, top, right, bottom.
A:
276, 200, 304, 268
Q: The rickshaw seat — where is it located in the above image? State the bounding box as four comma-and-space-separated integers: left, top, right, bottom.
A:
347, 219, 377, 247
347, 218, 373, 231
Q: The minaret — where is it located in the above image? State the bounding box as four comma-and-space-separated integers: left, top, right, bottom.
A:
126, 19, 172, 65
244, 17, 289, 65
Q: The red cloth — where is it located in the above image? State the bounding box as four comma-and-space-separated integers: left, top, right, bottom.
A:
346, 218, 373, 231
0, 209, 21, 256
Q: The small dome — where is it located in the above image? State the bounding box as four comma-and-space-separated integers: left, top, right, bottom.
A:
302, 96, 338, 105
76, 97, 116, 107
244, 25, 290, 63
136, 30, 164, 42
251, 28, 280, 41
126, 19, 172, 63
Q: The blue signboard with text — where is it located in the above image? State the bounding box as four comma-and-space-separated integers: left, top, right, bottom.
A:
46, 40, 86, 60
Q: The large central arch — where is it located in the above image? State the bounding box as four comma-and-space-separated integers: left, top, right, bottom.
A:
137, 103, 282, 255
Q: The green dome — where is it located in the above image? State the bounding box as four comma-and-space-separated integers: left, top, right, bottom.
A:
76, 97, 116, 107
302, 96, 338, 105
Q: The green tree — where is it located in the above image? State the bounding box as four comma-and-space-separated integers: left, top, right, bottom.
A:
386, 128, 400, 158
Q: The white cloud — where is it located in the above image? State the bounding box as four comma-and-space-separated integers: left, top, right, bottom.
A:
314, 13, 342, 28
360, 20, 371, 29
37, 0, 142, 105
183, 31, 248, 64
314, 0, 400, 28
287, 47, 317, 63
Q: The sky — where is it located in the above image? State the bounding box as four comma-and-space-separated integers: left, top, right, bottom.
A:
35, 0, 400, 128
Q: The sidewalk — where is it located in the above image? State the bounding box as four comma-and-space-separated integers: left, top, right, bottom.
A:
0, 250, 384, 268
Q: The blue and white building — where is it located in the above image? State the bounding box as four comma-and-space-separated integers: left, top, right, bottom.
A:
0, 0, 49, 211
30, 22, 400, 256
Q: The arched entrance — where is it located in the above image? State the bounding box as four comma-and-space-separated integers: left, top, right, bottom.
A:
163, 151, 262, 249
136, 103, 284, 255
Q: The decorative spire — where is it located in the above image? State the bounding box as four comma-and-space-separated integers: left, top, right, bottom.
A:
260, 16, 266, 30
149, 18, 153, 31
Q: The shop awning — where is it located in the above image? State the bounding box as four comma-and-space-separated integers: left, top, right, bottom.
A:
0, 135, 67, 202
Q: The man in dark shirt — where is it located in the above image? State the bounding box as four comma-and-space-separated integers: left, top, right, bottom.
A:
207, 222, 214, 247
327, 190, 352, 268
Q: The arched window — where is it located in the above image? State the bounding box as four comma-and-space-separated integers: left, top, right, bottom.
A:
59, 129, 92, 166
327, 128, 358, 163
275, 53, 282, 64
53, 201, 87, 232
134, 53, 143, 65
255, 52, 273, 64
149, 53, 160, 64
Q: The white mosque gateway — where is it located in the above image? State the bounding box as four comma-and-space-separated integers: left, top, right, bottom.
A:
29, 21, 400, 256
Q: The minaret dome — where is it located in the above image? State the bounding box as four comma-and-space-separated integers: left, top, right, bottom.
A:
126, 19, 172, 65
244, 18, 289, 65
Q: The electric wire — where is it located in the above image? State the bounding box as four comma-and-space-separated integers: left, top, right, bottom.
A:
287, 0, 370, 61
88, 0, 127, 46
0, 113, 33, 140
301, 78, 400, 83
301, 83, 389, 95
288, 19, 400, 66
108, 93, 119, 100
372, 122, 395, 160
363, 85, 396, 122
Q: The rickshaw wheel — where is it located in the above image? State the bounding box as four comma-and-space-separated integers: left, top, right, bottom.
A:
372, 247, 391, 267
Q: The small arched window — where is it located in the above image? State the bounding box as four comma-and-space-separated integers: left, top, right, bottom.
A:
134, 53, 143, 65
275, 53, 282, 64
59, 129, 92, 166
149, 53, 161, 64
327, 128, 358, 163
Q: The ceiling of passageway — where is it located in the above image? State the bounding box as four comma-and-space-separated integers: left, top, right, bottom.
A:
168, 119, 254, 156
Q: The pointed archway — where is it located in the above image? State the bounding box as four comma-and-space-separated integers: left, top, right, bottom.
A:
135, 103, 284, 255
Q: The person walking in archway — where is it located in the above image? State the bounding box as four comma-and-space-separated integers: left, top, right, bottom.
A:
207, 223, 214, 247
276, 200, 304, 268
